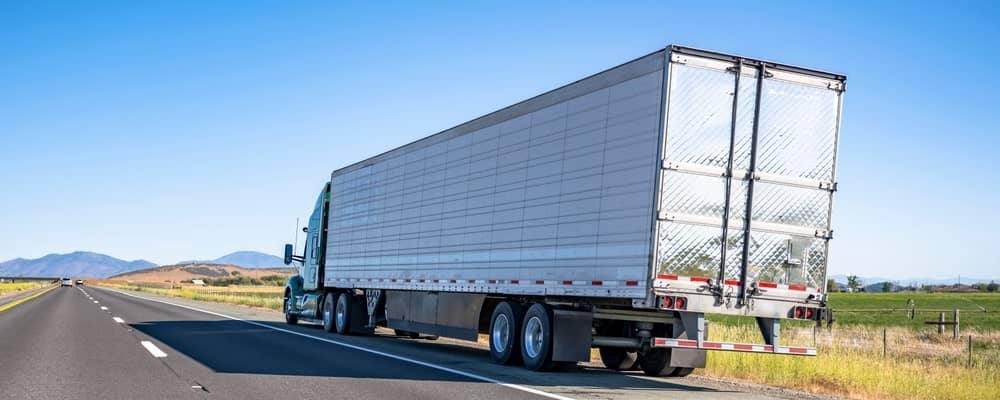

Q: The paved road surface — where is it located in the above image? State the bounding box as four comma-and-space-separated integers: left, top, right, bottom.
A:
0, 286, 802, 400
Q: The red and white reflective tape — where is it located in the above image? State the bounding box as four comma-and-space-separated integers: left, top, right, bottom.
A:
333, 278, 641, 287
652, 338, 816, 356
655, 274, 815, 293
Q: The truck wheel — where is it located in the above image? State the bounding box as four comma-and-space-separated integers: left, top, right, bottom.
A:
283, 297, 298, 325
639, 348, 677, 377
670, 367, 695, 377
322, 294, 335, 332
599, 347, 638, 370
520, 303, 557, 371
489, 301, 524, 365
335, 293, 352, 334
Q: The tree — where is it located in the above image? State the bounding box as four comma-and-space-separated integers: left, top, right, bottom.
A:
988, 280, 999, 293
847, 275, 861, 292
827, 278, 838, 293
881, 281, 892, 293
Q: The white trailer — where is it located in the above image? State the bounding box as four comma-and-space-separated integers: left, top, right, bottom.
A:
282, 45, 845, 375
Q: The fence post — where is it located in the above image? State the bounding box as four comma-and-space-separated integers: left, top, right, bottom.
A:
968, 335, 973, 368
882, 328, 887, 357
953, 309, 960, 339
938, 312, 945, 334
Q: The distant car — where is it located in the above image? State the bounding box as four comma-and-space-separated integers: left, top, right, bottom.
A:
76, 279, 84, 285
61, 278, 73, 287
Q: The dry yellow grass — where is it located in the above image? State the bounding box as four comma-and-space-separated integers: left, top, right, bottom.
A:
0, 281, 50, 297
700, 324, 1000, 400
96, 281, 285, 310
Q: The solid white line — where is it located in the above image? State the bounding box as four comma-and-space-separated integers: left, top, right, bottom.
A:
100, 306, 108, 310
140, 341, 168, 358
113, 317, 125, 323
105, 288, 575, 400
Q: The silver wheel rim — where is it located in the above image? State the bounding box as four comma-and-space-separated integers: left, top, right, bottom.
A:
492, 313, 510, 353
324, 300, 332, 326
524, 315, 543, 359
336, 297, 346, 329
285, 299, 291, 314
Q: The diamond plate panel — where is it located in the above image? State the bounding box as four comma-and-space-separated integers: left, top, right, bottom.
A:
756, 79, 839, 181
657, 223, 724, 278
751, 182, 830, 229
663, 64, 735, 168
660, 172, 746, 219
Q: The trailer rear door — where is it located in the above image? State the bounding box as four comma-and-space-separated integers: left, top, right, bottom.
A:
654, 48, 844, 298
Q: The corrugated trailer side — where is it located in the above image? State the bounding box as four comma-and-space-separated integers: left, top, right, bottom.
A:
324, 50, 668, 299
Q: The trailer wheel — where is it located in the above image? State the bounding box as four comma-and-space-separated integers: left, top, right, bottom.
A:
489, 301, 524, 365
335, 293, 353, 334
670, 367, 695, 377
520, 303, 558, 371
283, 296, 298, 325
639, 348, 677, 377
321, 294, 335, 332
599, 347, 638, 371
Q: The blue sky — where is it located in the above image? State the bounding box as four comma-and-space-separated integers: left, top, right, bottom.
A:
1, 1, 997, 280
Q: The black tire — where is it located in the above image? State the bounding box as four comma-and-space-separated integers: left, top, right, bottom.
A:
599, 347, 638, 370
489, 301, 524, 365
670, 367, 695, 377
520, 303, 558, 371
408, 331, 421, 339
424, 335, 439, 341
393, 329, 409, 336
335, 293, 352, 334
283, 296, 298, 325
321, 294, 335, 332
640, 348, 677, 377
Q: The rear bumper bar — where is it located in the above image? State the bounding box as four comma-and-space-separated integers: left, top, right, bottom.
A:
652, 338, 816, 356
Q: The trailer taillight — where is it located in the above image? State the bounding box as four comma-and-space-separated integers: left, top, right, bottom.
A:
805, 308, 815, 319
674, 297, 687, 309
794, 307, 804, 319
662, 296, 673, 309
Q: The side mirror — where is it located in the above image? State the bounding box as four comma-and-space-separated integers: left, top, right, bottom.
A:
283, 244, 294, 265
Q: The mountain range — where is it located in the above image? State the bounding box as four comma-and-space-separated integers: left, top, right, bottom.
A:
0, 251, 285, 278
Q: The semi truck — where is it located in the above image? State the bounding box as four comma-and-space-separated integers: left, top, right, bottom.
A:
281, 45, 845, 376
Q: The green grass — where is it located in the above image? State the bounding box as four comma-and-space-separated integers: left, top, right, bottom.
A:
709, 292, 1000, 330
828, 292, 1000, 329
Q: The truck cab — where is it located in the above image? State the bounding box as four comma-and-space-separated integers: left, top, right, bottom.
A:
282, 183, 330, 325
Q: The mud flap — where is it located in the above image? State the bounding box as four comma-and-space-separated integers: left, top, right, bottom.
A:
671, 312, 707, 368
552, 309, 592, 362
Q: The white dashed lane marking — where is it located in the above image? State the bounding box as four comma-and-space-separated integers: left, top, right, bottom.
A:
140, 341, 168, 358
113, 317, 125, 323
100, 306, 108, 310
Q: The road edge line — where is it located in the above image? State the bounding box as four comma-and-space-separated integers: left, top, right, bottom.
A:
0, 286, 58, 314
100, 287, 576, 400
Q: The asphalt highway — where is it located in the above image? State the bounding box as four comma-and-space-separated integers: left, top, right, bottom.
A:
0, 286, 801, 400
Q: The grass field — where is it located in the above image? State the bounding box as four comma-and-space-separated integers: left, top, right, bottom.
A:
0, 281, 50, 297
704, 292, 1000, 400
96, 281, 284, 310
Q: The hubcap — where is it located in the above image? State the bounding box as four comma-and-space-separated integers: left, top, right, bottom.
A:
324, 300, 332, 326
336, 298, 346, 328
492, 314, 510, 353
524, 316, 544, 359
